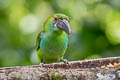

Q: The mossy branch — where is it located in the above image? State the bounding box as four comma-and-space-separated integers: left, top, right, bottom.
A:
0, 57, 120, 80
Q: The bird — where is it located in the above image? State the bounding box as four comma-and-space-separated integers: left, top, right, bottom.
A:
36, 13, 71, 64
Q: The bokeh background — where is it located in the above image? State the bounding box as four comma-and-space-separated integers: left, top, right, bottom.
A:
0, 0, 120, 67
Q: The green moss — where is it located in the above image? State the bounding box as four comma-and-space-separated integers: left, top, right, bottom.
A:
48, 69, 63, 80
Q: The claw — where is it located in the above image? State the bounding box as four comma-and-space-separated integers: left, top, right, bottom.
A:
60, 59, 70, 69
39, 63, 44, 67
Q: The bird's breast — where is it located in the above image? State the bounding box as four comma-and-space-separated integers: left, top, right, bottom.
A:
40, 31, 68, 57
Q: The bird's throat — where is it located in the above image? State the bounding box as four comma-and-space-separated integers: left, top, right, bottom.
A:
53, 28, 63, 35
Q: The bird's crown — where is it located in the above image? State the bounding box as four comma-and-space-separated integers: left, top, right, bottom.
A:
43, 13, 71, 35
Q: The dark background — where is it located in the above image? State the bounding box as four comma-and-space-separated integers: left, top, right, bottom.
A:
0, 0, 120, 67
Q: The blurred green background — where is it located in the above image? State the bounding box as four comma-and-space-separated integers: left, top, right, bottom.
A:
0, 0, 120, 67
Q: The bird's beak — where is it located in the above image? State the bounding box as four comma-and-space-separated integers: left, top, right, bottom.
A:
56, 19, 71, 35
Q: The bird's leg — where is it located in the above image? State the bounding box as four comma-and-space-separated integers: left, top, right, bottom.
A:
39, 58, 44, 67
60, 59, 73, 74
60, 59, 69, 64
39, 63, 44, 67
60, 59, 70, 69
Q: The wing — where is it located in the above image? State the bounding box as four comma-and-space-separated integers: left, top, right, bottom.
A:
36, 32, 44, 51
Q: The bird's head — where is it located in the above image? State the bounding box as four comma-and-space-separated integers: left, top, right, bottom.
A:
44, 14, 71, 36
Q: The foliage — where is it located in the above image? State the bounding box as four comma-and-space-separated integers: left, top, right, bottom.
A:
0, 0, 120, 67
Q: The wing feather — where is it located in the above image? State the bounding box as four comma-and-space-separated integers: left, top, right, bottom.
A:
36, 32, 44, 51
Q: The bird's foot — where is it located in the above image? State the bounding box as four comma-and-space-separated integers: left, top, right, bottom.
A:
39, 63, 44, 67
60, 59, 69, 64
60, 59, 70, 69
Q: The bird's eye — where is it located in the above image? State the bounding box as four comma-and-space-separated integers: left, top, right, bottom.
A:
54, 17, 57, 21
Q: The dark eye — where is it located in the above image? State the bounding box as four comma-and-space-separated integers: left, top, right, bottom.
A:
54, 17, 57, 21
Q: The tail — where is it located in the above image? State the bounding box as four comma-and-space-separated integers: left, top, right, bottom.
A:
37, 49, 41, 63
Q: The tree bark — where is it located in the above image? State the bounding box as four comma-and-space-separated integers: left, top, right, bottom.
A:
0, 57, 120, 80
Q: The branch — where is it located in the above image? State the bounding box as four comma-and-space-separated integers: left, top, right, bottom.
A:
0, 57, 120, 80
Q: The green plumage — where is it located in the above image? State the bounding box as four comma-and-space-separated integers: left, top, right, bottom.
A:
36, 14, 71, 63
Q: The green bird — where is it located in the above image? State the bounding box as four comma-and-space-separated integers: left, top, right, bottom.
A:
36, 14, 71, 63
